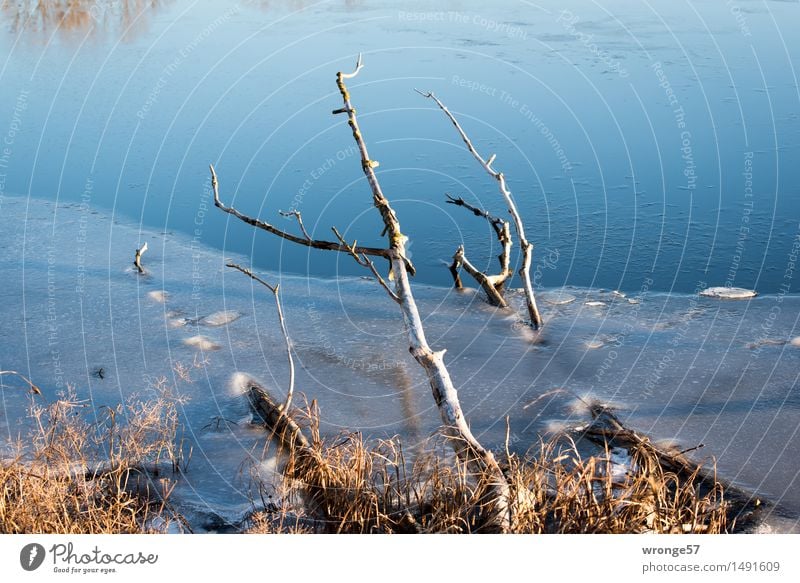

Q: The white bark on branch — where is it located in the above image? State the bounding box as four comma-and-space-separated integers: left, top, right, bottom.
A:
452, 246, 508, 307
419, 91, 543, 329
134, 242, 148, 274
226, 263, 295, 412
334, 56, 511, 530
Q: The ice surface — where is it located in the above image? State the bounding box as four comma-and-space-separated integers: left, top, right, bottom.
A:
1, 197, 798, 531
700, 287, 758, 299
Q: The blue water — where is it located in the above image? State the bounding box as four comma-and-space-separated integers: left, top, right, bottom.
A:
1, 0, 798, 294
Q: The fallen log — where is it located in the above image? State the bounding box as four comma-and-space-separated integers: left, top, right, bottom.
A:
581, 403, 768, 531
243, 377, 309, 451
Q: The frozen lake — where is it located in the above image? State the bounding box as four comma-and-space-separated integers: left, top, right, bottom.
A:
0, 197, 798, 531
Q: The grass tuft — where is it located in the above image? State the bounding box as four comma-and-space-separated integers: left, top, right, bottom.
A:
244, 404, 739, 534
0, 386, 185, 534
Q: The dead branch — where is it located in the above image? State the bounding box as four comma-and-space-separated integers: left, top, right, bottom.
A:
278, 210, 311, 241
331, 227, 400, 303
446, 193, 506, 240
209, 165, 388, 260
449, 253, 464, 289
226, 263, 296, 412
133, 242, 148, 274
452, 245, 508, 307
446, 194, 513, 287
446, 193, 514, 303
333, 56, 512, 530
243, 376, 310, 451
582, 404, 766, 528
419, 91, 543, 329
212, 56, 514, 531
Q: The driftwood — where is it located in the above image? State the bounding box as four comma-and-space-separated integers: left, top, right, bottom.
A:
582, 404, 767, 530
212, 55, 512, 531
419, 91, 543, 329
243, 378, 309, 451
133, 242, 148, 273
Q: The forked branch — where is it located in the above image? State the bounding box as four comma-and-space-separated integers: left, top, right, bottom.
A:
211, 56, 514, 531
452, 245, 508, 307
278, 210, 311, 241
446, 193, 513, 301
419, 90, 543, 329
210, 165, 388, 260
331, 227, 400, 303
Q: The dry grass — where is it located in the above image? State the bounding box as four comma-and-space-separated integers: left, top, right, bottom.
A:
0, 386, 185, 534
244, 407, 739, 534
0, 382, 745, 534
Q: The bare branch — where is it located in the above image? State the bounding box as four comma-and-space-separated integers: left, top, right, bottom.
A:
454, 246, 508, 308
335, 58, 415, 277
449, 251, 464, 289
226, 263, 295, 412
419, 91, 543, 328
278, 209, 311, 241
209, 164, 388, 260
331, 227, 400, 303
445, 193, 504, 239
445, 193, 513, 293
243, 376, 310, 451
338, 60, 511, 530
134, 242, 148, 274
340, 52, 363, 80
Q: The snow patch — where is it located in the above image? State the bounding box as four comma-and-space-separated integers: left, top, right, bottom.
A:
541, 291, 576, 305
228, 372, 255, 397
700, 286, 757, 299
183, 335, 221, 351
199, 310, 243, 327
147, 290, 169, 304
